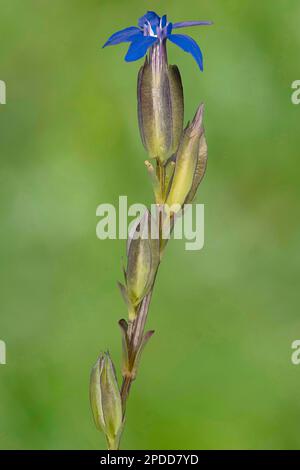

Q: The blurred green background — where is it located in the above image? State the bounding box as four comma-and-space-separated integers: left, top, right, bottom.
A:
1, 0, 300, 450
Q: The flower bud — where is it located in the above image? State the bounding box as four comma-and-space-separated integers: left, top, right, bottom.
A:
166, 104, 207, 212
90, 352, 123, 449
118, 210, 160, 320
138, 58, 184, 162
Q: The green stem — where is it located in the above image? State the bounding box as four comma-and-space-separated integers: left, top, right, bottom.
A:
107, 435, 120, 451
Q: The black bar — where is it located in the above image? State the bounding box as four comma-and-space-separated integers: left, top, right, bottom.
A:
0, 450, 298, 465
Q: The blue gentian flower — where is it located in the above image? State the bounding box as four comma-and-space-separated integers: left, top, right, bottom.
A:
103, 11, 212, 71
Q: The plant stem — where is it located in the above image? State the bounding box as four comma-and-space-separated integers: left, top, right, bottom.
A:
107, 435, 120, 451
120, 375, 132, 412
117, 158, 168, 449
120, 290, 154, 411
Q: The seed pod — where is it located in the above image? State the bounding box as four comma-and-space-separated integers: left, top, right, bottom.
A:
127, 211, 160, 308
119, 210, 160, 320
138, 58, 184, 162
166, 104, 206, 212
90, 352, 123, 449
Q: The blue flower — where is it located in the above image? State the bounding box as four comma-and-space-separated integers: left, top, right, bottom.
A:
103, 11, 212, 71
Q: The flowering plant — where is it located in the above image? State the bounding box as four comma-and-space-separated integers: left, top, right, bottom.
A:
90, 10, 212, 450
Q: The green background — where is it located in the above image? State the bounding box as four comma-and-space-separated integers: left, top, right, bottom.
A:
1, 0, 300, 450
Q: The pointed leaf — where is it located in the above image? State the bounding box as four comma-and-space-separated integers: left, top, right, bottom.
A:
119, 319, 130, 377
132, 330, 155, 377
117, 281, 129, 306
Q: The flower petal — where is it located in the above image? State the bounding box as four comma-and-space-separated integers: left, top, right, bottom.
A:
173, 21, 213, 29
138, 11, 161, 28
161, 15, 167, 28
125, 36, 158, 62
168, 34, 203, 71
166, 23, 173, 36
103, 27, 142, 47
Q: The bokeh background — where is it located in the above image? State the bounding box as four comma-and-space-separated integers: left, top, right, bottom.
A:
1, 0, 300, 450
